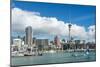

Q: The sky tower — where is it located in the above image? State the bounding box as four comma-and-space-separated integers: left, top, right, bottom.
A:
68, 23, 72, 43
68, 6, 72, 44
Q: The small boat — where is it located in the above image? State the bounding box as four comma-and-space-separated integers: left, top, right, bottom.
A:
84, 48, 90, 56
38, 51, 43, 56
49, 50, 56, 53
86, 49, 89, 55
38, 53, 42, 56
24, 52, 32, 56
24, 54, 32, 56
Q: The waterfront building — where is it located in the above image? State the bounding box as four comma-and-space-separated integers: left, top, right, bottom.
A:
13, 38, 22, 47
54, 35, 61, 48
22, 36, 25, 44
12, 38, 22, 51
25, 26, 33, 45
86, 42, 96, 49
33, 37, 36, 45
36, 39, 49, 51
74, 40, 86, 49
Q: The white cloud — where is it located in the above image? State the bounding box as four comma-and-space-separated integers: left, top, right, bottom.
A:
71, 24, 87, 39
12, 7, 95, 42
88, 25, 95, 36
87, 25, 95, 42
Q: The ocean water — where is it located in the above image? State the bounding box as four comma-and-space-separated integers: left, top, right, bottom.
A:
11, 51, 96, 66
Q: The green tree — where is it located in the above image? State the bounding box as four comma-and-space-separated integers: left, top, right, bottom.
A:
62, 39, 65, 43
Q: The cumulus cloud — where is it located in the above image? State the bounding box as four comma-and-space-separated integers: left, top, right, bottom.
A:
12, 7, 95, 42
87, 25, 95, 42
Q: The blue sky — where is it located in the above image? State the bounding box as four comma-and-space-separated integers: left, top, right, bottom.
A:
11, 1, 96, 41
12, 1, 96, 28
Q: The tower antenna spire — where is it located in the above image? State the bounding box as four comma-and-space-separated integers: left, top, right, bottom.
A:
68, 6, 72, 44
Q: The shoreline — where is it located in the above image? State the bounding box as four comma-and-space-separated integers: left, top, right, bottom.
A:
11, 49, 96, 57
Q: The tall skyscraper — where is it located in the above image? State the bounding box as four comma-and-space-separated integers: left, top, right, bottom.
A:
54, 35, 61, 48
25, 26, 33, 45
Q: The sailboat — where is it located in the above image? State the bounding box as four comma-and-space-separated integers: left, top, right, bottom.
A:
86, 47, 89, 54
84, 46, 89, 56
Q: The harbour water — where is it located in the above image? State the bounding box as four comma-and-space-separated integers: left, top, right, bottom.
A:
11, 51, 96, 66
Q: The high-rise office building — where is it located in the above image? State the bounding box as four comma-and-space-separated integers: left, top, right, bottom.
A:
36, 39, 48, 46
25, 26, 33, 45
54, 35, 61, 48
36, 39, 49, 50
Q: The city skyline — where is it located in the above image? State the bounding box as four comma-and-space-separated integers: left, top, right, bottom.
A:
11, 1, 96, 42
11, 1, 96, 66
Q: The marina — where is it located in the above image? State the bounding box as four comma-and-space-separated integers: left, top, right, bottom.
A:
11, 51, 96, 66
